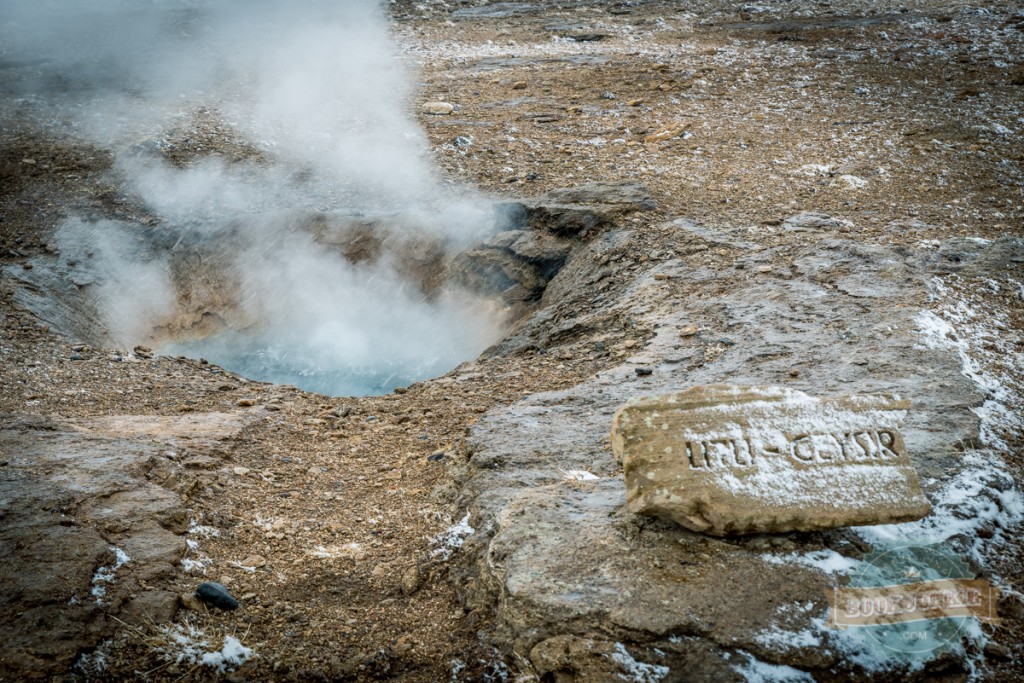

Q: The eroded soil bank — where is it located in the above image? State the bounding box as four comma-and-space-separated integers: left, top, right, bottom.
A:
2, 0, 1023, 681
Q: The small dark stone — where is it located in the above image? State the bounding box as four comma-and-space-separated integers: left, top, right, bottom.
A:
568, 33, 608, 42
70, 354, 83, 361
634, 367, 653, 376
427, 452, 445, 462
593, 341, 606, 352
196, 582, 239, 611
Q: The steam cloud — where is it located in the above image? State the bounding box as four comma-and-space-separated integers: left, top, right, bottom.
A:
2, 0, 506, 394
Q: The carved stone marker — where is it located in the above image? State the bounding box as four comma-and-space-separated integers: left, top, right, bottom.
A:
611, 385, 932, 536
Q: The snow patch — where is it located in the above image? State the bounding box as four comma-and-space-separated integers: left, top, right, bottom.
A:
755, 272, 1024, 679
754, 624, 821, 651
309, 542, 364, 559
431, 512, 475, 560
888, 278, 1024, 559
751, 615, 919, 677
562, 469, 601, 481
201, 636, 254, 671
798, 163, 833, 176
74, 639, 114, 675
181, 558, 208, 574
155, 623, 254, 673
609, 643, 670, 683
91, 547, 131, 603
856, 450, 1023, 555
181, 539, 211, 575
834, 174, 868, 189
913, 309, 957, 351
449, 658, 466, 682
188, 521, 221, 538
733, 652, 813, 682
181, 520, 219, 574
762, 549, 858, 575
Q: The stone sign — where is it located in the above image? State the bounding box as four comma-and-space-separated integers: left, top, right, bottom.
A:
610, 385, 932, 535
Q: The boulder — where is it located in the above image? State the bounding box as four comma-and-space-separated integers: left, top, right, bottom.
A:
611, 385, 932, 535
421, 101, 455, 115
509, 182, 657, 236
541, 182, 657, 211
196, 581, 239, 611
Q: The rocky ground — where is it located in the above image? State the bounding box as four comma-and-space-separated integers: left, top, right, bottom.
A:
2, 0, 1023, 681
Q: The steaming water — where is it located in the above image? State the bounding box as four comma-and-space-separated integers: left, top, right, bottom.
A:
4, 0, 507, 396
165, 340, 435, 396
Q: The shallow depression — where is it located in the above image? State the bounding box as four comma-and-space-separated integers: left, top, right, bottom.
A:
1, 0, 516, 397
158, 268, 508, 397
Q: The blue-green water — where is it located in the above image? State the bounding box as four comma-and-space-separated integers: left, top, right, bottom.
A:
164, 337, 452, 397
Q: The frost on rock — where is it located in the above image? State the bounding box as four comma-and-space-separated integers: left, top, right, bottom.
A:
74, 639, 113, 676
871, 276, 1024, 558
749, 608, 937, 677
609, 643, 670, 683
772, 274, 1024, 561
747, 272, 1024, 678
762, 549, 858, 575
182, 519, 218, 574
187, 521, 221, 538
753, 622, 821, 652
155, 623, 254, 673
90, 547, 131, 603
734, 652, 814, 683
448, 658, 465, 683
833, 174, 868, 190
431, 512, 475, 560
181, 539, 211, 574
856, 450, 1023, 555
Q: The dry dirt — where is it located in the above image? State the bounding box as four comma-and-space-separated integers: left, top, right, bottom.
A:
1, 0, 1023, 681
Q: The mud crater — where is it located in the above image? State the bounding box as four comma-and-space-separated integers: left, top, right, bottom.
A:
7, 181, 655, 395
